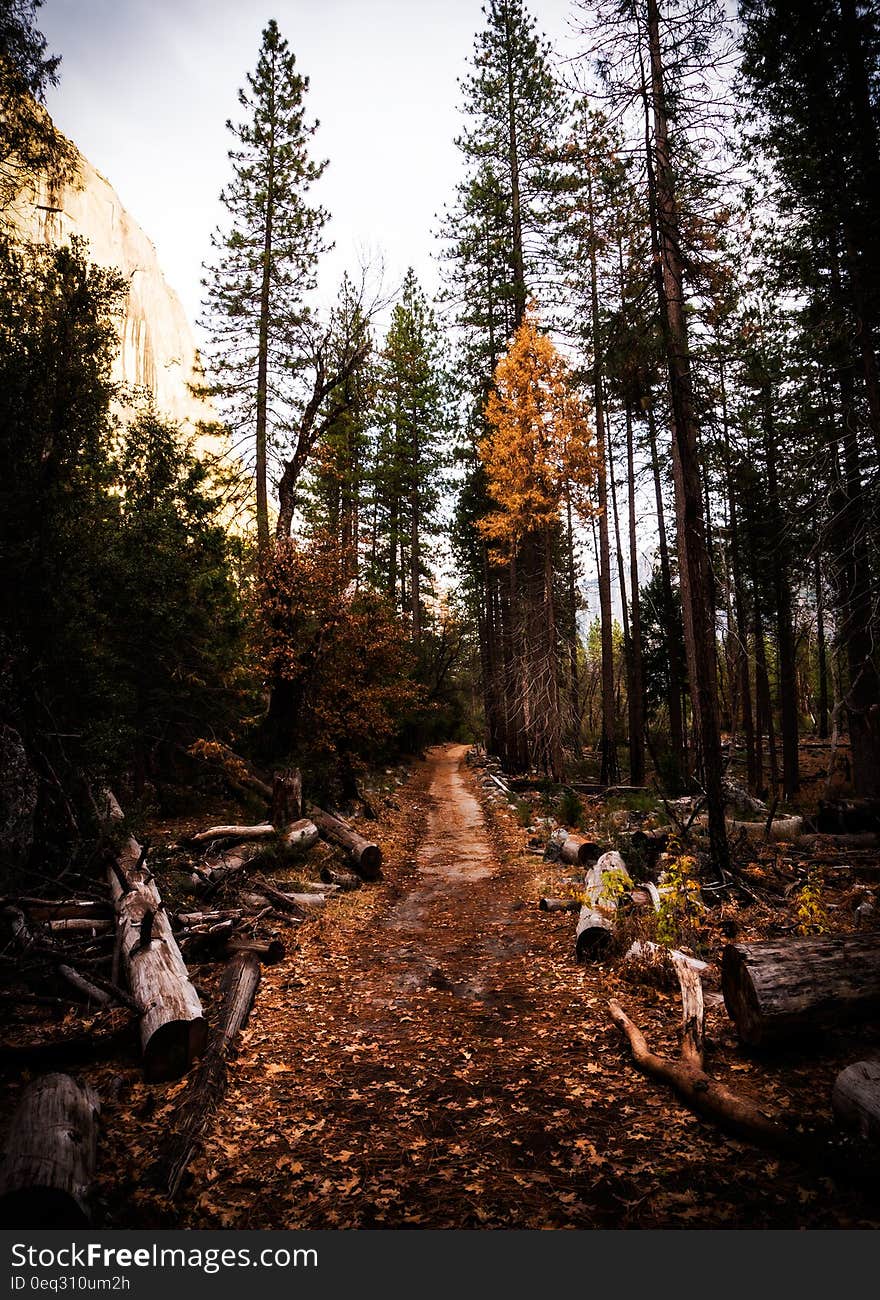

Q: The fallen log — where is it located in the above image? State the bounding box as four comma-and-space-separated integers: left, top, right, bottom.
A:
0, 1073, 100, 1226
539, 897, 580, 913
193, 820, 319, 887
46, 918, 113, 934
320, 865, 361, 891
5, 899, 112, 923
249, 879, 320, 915
188, 823, 276, 846
722, 934, 880, 1047
309, 806, 382, 879
575, 851, 632, 962
223, 937, 285, 964
165, 953, 261, 1198
832, 1059, 880, 1144
559, 834, 601, 867
103, 791, 207, 1082
609, 956, 799, 1153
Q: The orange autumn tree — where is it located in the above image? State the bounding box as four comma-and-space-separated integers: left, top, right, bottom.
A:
478, 308, 597, 778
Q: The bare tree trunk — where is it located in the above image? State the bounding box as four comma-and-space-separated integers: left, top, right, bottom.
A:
586, 167, 618, 785
645, 0, 727, 875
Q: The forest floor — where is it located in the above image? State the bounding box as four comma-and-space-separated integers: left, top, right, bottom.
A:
81, 741, 879, 1229
3, 742, 879, 1228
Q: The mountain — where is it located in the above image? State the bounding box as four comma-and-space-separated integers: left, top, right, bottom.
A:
9, 138, 215, 438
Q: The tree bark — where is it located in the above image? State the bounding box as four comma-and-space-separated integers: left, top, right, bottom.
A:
722, 935, 880, 1047
166, 953, 261, 1198
644, 0, 727, 876
308, 806, 382, 878
832, 1058, 880, 1144
0, 1074, 99, 1226
575, 850, 632, 962
103, 791, 207, 1082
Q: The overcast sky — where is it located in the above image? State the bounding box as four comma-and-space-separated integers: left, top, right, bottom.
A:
39, 0, 577, 337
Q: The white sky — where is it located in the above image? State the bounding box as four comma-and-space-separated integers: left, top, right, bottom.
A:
39, 0, 577, 338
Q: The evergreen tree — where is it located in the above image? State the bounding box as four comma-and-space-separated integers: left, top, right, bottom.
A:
372, 269, 448, 642
0, 0, 75, 219
201, 19, 329, 557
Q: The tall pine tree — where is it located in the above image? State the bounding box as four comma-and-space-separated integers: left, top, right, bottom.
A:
202, 20, 329, 557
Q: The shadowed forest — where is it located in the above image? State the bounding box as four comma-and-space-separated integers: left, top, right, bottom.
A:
1, 0, 879, 1231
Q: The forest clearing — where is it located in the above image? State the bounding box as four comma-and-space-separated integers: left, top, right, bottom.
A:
2, 0, 880, 1243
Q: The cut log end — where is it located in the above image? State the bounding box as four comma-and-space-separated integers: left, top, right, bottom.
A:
0, 1074, 99, 1227
143, 1017, 208, 1085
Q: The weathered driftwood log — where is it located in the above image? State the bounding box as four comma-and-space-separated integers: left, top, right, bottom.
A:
250, 878, 325, 914
609, 953, 799, 1153
309, 806, 382, 879
189, 823, 276, 846
270, 768, 303, 828
539, 897, 580, 913
103, 791, 206, 1082
6, 898, 112, 923
46, 917, 113, 934
575, 851, 632, 962
165, 953, 261, 1198
0, 1073, 100, 1226
559, 834, 601, 867
832, 1059, 880, 1144
320, 865, 361, 891
722, 934, 880, 1047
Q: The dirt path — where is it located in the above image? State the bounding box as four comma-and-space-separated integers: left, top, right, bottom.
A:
175, 744, 878, 1229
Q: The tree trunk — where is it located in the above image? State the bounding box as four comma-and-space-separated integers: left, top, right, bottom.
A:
645, 0, 727, 876
722, 935, 880, 1047
308, 806, 382, 878
0, 1073, 99, 1226
270, 767, 303, 827
166, 953, 261, 1198
646, 402, 686, 784
586, 167, 618, 786
103, 792, 207, 1082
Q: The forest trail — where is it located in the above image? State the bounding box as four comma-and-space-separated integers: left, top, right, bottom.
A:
174, 744, 875, 1229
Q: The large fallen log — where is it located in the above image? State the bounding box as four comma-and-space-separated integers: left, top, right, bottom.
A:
165, 953, 261, 1198
575, 851, 632, 962
309, 806, 382, 879
320, 865, 361, 891
103, 791, 207, 1082
0, 1073, 100, 1226
559, 833, 601, 867
3, 898, 112, 923
832, 1059, 880, 1144
721, 934, 880, 1048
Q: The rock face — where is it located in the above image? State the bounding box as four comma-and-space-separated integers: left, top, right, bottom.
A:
10, 142, 214, 436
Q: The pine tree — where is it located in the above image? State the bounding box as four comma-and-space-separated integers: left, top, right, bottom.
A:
201, 19, 329, 557
0, 0, 75, 218
371, 270, 448, 642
